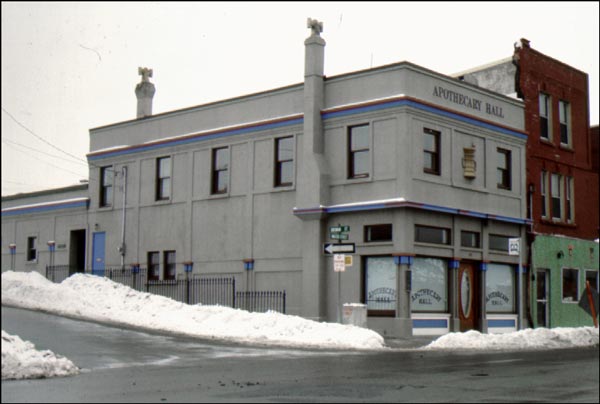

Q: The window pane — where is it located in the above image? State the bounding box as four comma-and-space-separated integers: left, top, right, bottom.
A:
461, 231, 480, 248
160, 178, 171, 199
350, 125, 369, 150
489, 234, 510, 251
415, 226, 450, 245
411, 258, 447, 312
486, 264, 515, 313
279, 161, 293, 185
159, 157, 170, 177
586, 271, 598, 293
215, 148, 229, 170
365, 257, 396, 313
365, 224, 392, 242
352, 150, 369, 176
277, 137, 294, 161
562, 268, 579, 302
423, 132, 437, 152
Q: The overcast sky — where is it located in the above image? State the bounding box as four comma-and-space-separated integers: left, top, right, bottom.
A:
2, 2, 598, 196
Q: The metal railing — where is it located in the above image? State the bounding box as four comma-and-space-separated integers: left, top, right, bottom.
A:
45, 265, 80, 283
236, 291, 286, 314
44, 265, 286, 314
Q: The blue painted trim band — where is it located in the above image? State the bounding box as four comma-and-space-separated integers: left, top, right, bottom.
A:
488, 319, 516, 328
2, 199, 89, 217
89, 95, 524, 161
412, 319, 449, 328
88, 116, 303, 161
322, 97, 527, 140
294, 200, 530, 226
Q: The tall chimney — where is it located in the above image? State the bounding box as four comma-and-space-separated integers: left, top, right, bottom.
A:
135, 67, 155, 118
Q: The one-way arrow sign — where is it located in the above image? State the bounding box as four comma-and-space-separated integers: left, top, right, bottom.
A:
323, 243, 355, 254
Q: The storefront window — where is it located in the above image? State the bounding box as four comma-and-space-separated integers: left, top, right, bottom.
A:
486, 263, 515, 313
365, 257, 396, 316
411, 258, 448, 312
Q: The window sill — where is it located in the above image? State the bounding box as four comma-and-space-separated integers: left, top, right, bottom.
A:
559, 144, 574, 152
540, 218, 576, 228
540, 138, 554, 147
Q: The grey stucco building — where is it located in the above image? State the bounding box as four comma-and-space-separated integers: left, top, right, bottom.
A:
2, 20, 529, 337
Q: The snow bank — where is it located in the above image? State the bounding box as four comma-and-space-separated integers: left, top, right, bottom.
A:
1, 271, 386, 351
1, 330, 79, 380
424, 327, 599, 351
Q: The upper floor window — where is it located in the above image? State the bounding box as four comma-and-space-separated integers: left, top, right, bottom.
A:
27, 236, 37, 261
211, 147, 229, 194
559, 100, 570, 146
540, 170, 548, 218
348, 124, 370, 179
461, 231, 481, 248
415, 225, 451, 245
566, 176, 574, 223
364, 224, 393, 242
100, 166, 113, 208
539, 93, 551, 140
275, 136, 294, 187
496, 148, 512, 190
423, 128, 440, 175
489, 234, 511, 252
551, 173, 562, 220
156, 157, 171, 201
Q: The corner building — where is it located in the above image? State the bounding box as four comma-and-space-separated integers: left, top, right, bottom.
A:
2, 21, 529, 337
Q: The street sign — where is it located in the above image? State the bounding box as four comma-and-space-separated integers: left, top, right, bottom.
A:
330, 233, 349, 240
344, 255, 353, 267
330, 225, 350, 233
334, 254, 346, 272
508, 238, 520, 256
323, 243, 356, 254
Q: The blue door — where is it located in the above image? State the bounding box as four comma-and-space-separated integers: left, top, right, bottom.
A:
92, 232, 106, 276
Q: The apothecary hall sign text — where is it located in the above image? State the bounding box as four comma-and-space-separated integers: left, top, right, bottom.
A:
433, 86, 505, 118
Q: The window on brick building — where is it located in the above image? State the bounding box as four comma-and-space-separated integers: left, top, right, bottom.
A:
539, 93, 551, 141
540, 170, 548, 218
551, 173, 562, 220
559, 100, 570, 146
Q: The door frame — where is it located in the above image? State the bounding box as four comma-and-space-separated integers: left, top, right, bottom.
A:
458, 261, 480, 331
92, 232, 106, 276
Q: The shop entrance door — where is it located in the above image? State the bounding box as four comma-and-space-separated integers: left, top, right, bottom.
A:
458, 262, 479, 331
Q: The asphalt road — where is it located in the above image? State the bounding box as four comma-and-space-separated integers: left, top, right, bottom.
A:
2, 306, 599, 403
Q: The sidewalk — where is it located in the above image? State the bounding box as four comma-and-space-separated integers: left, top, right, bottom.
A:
383, 334, 441, 349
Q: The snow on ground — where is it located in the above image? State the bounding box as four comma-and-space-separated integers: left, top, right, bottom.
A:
1, 270, 598, 381
1, 271, 385, 351
424, 327, 598, 351
2, 330, 79, 380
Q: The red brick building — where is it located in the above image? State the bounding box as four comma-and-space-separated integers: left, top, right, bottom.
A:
458, 39, 599, 240
513, 38, 598, 240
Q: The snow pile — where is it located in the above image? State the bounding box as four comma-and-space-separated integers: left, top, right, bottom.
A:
1, 330, 79, 380
1, 271, 385, 351
424, 327, 599, 351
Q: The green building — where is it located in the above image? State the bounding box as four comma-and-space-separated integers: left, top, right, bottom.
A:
531, 235, 599, 328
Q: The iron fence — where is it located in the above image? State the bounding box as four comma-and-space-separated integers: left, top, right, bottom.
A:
44, 265, 286, 314
45, 265, 80, 283
235, 291, 286, 314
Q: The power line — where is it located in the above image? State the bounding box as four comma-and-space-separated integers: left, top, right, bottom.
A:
2, 138, 88, 167
3, 141, 87, 179
1, 107, 88, 164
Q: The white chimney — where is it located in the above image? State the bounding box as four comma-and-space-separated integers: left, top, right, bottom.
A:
135, 67, 155, 118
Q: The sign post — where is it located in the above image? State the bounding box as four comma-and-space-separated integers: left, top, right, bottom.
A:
509, 238, 523, 330
330, 225, 350, 323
